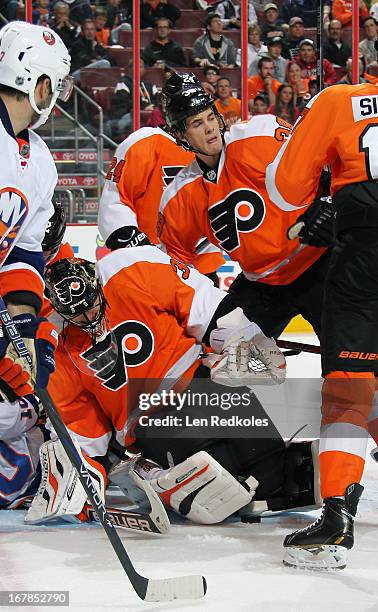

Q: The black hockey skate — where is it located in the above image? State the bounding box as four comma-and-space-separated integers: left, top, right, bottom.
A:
283, 482, 363, 571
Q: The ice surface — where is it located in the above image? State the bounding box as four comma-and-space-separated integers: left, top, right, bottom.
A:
1, 335, 377, 612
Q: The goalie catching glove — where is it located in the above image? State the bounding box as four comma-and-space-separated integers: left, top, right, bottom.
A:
0, 315, 58, 401
204, 307, 286, 387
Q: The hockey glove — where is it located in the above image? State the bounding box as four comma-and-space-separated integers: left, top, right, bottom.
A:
0, 315, 58, 398
105, 225, 151, 251
287, 197, 336, 248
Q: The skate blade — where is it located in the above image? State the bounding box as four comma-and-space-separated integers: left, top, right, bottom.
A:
283, 545, 347, 571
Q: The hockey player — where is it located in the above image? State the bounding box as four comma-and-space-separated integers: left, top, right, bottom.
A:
265, 40, 378, 569
98, 126, 224, 282
0, 392, 48, 509
26, 254, 320, 526
0, 22, 72, 402
158, 73, 331, 340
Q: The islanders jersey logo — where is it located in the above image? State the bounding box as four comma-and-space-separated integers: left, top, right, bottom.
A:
0, 188, 28, 265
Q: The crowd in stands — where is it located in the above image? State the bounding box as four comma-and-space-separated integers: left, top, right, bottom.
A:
2, 0, 378, 139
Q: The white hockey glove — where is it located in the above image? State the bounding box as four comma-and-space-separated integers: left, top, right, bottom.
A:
25, 438, 106, 524
133, 451, 258, 524
205, 308, 286, 387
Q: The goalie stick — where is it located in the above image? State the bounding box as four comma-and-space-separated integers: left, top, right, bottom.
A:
276, 339, 321, 355
86, 504, 167, 534
0, 299, 206, 602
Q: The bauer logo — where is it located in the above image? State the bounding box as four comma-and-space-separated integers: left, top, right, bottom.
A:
208, 188, 266, 252
0, 188, 28, 265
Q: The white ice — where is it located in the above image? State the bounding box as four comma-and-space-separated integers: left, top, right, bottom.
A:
1, 334, 377, 612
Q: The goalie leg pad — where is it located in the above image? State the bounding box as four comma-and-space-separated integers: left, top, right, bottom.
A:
134, 451, 258, 524
25, 438, 106, 524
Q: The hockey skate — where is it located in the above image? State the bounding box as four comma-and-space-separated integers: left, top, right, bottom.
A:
283, 482, 363, 571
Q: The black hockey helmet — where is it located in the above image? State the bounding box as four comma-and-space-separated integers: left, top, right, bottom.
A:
161, 71, 225, 152
45, 257, 107, 339
42, 200, 66, 263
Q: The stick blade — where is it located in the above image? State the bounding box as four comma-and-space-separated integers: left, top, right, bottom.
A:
143, 575, 207, 602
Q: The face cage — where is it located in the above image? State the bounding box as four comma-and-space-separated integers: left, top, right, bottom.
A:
60, 283, 108, 346
169, 106, 226, 155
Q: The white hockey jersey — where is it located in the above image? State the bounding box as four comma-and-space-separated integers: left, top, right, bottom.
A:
0, 394, 46, 508
0, 98, 57, 310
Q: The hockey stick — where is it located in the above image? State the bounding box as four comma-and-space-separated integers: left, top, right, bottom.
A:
86, 504, 167, 534
0, 300, 206, 602
276, 339, 321, 355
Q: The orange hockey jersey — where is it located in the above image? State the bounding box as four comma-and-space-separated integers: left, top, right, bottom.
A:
266, 83, 378, 208
98, 126, 224, 274
159, 115, 325, 285
48, 246, 225, 456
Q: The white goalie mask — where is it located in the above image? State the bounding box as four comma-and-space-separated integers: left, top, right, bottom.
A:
0, 21, 72, 129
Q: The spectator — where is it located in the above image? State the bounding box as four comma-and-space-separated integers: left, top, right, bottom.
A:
192, 13, 236, 68
248, 56, 281, 105
261, 3, 285, 43
286, 60, 309, 109
201, 64, 220, 95
283, 16, 306, 59
278, 0, 327, 28
50, 2, 78, 51
214, 76, 241, 126
250, 93, 268, 115
337, 56, 367, 84
140, 0, 181, 29
68, 0, 93, 25
142, 17, 187, 68
106, 0, 132, 44
269, 83, 299, 124
217, 0, 257, 29
324, 19, 351, 67
105, 58, 158, 139
332, 0, 368, 26
295, 38, 337, 85
105, 0, 132, 30
94, 9, 111, 46
70, 19, 114, 80
359, 17, 378, 66
32, 0, 50, 26
308, 77, 317, 98
250, 36, 287, 82
236, 24, 268, 74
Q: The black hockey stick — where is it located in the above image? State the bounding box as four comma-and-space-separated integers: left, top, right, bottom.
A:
276, 339, 321, 355
0, 299, 206, 602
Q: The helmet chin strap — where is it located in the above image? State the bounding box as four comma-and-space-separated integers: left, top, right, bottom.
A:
28, 87, 59, 130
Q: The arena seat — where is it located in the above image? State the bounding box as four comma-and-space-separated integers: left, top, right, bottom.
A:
107, 47, 133, 68
80, 67, 124, 88
144, 67, 166, 88
177, 10, 207, 29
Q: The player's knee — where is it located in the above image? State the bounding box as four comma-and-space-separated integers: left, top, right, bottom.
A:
322, 370, 375, 425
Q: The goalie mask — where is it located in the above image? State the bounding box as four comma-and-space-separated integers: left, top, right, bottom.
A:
161, 71, 225, 154
0, 21, 72, 129
45, 257, 107, 342
42, 200, 66, 263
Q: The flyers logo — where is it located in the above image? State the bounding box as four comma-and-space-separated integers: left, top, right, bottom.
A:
208, 188, 265, 252
82, 320, 154, 391
54, 276, 85, 305
0, 188, 28, 265
162, 166, 185, 188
